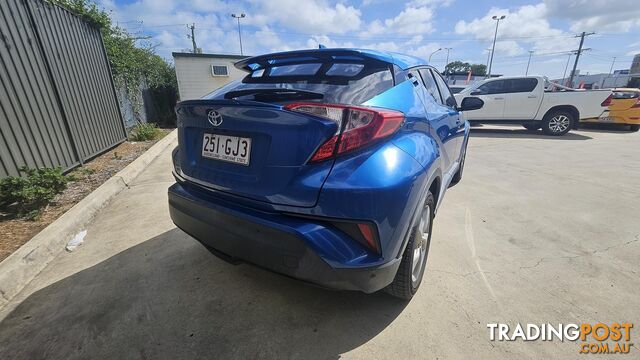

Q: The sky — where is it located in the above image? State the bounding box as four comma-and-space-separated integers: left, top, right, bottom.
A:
98, 0, 640, 79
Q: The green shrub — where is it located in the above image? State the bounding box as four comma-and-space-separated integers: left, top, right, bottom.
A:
129, 122, 160, 141
0, 166, 69, 219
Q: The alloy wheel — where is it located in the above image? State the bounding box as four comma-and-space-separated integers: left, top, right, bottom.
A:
548, 115, 570, 133
411, 205, 431, 285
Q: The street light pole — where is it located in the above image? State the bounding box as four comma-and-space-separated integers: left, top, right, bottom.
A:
231, 13, 245, 55
487, 15, 505, 78
443, 47, 452, 75
525, 50, 534, 75
429, 48, 442, 62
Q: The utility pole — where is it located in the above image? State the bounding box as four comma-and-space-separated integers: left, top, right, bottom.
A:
525, 50, 534, 75
487, 15, 506, 78
567, 31, 595, 88
562, 53, 572, 86
608, 57, 617, 74
187, 23, 197, 53
231, 13, 246, 55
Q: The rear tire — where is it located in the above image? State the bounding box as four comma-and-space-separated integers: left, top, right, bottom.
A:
630, 124, 639, 132
522, 122, 541, 131
542, 110, 574, 136
385, 191, 435, 300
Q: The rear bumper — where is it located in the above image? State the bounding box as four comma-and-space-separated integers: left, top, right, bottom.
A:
168, 182, 401, 293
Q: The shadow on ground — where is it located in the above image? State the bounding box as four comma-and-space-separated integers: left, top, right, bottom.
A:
470, 127, 593, 140
0, 229, 407, 360
577, 123, 639, 134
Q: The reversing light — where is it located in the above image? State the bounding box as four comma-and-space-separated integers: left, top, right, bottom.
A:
284, 102, 404, 162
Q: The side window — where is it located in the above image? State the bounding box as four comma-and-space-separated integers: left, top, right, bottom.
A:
477, 80, 506, 95
507, 78, 538, 93
430, 69, 456, 108
417, 69, 442, 104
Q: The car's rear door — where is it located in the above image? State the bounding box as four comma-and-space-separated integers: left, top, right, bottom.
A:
429, 68, 463, 161
502, 78, 541, 119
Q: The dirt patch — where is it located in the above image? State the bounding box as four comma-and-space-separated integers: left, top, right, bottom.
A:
0, 129, 171, 262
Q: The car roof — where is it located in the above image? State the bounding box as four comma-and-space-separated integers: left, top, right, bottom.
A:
234, 48, 427, 72
613, 88, 640, 92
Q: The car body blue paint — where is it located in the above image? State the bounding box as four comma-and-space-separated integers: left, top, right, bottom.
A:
169, 48, 469, 292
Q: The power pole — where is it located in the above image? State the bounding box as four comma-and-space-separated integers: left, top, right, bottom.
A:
567, 31, 595, 88
525, 50, 534, 75
562, 53, 572, 86
608, 57, 617, 74
187, 23, 197, 53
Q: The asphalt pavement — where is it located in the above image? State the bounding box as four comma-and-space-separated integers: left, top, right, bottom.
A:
0, 125, 638, 359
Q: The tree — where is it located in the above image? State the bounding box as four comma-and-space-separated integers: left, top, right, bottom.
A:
470, 64, 487, 76
445, 61, 470, 73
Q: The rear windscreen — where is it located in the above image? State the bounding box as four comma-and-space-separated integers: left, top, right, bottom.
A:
612, 91, 639, 99
204, 61, 394, 105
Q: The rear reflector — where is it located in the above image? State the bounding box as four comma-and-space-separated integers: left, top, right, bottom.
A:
285, 102, 404, 162
357, 223, 380, 254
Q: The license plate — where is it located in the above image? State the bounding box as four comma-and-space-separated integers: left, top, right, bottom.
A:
202, 133, 251, 165
598, 116, 615, 123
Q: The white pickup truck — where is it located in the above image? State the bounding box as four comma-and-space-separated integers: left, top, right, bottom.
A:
454, 76, 612, 135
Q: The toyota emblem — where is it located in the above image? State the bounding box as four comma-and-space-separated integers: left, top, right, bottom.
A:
207, 109, 223, 126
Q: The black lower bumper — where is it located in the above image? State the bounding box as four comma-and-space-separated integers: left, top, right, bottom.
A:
168, 182, 400, 293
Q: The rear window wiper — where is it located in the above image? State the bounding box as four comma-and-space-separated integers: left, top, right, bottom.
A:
224, 88, 324, 101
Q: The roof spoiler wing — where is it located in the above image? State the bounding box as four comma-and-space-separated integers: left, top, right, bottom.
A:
233, 49, 394, 72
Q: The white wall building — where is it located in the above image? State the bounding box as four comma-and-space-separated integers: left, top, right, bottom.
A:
173, 52, 248, 100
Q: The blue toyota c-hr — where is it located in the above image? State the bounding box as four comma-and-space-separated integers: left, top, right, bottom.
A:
168, 48, 483, 299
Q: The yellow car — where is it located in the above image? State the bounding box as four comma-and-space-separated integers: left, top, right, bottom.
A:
582, 88, 640, 131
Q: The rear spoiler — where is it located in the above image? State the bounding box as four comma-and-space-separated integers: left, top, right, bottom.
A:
234, 49, 394, 72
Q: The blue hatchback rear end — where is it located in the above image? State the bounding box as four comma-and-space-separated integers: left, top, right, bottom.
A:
168, 48, 473, 299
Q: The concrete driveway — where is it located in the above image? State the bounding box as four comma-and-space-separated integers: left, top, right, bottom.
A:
0, 125, 639, 359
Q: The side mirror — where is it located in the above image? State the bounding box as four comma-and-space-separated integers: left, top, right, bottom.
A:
457, 97, 484, 111
470, 90, 483, 96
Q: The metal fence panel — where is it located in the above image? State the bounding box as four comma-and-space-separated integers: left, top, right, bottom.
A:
27, 0, 126, 161
0, 0, 126, 177
0, 0, 78, 176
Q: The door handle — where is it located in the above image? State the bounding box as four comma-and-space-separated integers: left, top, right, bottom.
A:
493, 97, 504, 100
527, 95, 537, 98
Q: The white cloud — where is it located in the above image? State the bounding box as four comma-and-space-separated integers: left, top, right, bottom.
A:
544, 0, 640, 32
247, 0, 362, 34
455, 4, 574, 55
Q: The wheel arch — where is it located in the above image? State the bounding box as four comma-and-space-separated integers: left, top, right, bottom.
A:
543, 105, 580, 127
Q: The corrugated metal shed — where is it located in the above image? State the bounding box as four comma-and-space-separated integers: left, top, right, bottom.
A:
0, 0, 126, 177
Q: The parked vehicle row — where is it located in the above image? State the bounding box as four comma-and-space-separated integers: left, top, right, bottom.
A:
454, 76, 613, 136
168, 48, 483, 299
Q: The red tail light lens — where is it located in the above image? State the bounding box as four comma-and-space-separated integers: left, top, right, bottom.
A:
285, 102, 404, 162
601, 94, 613, 107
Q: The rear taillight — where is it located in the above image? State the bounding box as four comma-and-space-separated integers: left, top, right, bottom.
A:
284, 102, 404, 162
601, 94, 613, 107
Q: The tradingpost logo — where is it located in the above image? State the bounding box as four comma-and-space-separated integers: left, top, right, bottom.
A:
487, 323, 634, 354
